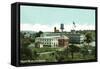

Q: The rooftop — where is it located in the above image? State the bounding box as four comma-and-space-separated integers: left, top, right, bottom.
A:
36, 35, 69, 39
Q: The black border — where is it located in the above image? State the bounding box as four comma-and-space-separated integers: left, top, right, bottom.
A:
11, 2, 98, 67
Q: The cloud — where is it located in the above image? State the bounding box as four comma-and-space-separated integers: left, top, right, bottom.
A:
20, 23, 51, 32
20, 23, 95, 32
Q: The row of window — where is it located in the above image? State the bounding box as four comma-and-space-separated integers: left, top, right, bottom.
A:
43, 42, 58, 45
36, 39, 58, 42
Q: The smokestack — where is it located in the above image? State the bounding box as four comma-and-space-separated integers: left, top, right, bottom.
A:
54, 27, 56, 32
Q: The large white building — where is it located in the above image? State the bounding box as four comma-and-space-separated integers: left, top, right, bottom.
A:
35, 36, 60, 48
35, 35, 69, 48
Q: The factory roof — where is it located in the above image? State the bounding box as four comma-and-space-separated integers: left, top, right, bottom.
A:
36, 36, 60, 39
58, 35, 69, 39
36, 35, 69, 39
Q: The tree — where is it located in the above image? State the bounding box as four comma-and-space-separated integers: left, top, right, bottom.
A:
20, 32, 33, 60
54, 48, 71, 61
32, 50, 38, 60
21, 46, 33, 60
69, 44, 80, 59
84, 32, 93, 47
20, 32, 24, 39
63, 48, 69, 59
55, 51, 65, 62
80, 46, 88, 59
20, 38, 33, 60
35, 31, 43, 37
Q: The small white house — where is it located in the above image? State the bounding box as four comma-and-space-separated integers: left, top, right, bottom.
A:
35, 42, 43, 48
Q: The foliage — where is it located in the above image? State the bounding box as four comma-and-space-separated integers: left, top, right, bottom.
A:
69, 45, 80, 59
84, 32, 93, 46
80, 46, 88, 59
54, 51, 65, 62
20, 32, 35, 60
20, 47, 33, 60
35, 31, 43, 37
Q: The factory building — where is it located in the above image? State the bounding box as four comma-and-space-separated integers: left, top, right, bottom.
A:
35, 35, 69, 48
40, 31, 85, 44
35, 23, 85, 48
35, 36, 59, 48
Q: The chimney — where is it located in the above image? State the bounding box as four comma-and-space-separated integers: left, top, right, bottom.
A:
54, 27, 56, 32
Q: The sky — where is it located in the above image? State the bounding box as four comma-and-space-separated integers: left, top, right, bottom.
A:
20, 5, 95, 32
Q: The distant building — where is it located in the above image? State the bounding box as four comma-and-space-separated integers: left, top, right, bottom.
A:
54, 27, 59, 32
